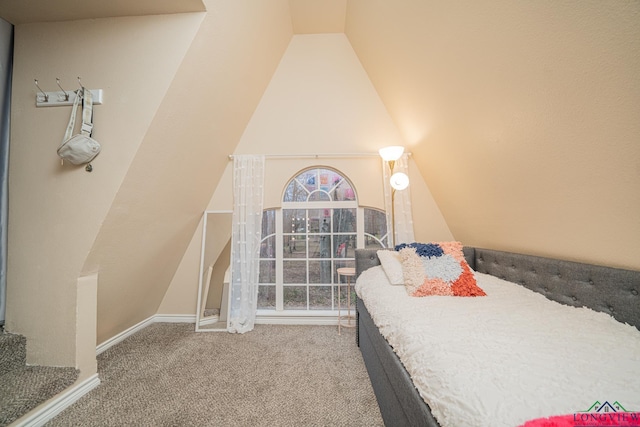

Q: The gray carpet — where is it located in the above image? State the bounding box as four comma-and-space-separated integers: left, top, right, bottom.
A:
47, 323, 384, 426
0, 332, 79, 427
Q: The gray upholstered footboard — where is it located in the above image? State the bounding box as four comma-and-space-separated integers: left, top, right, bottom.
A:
354, 247, 640, 427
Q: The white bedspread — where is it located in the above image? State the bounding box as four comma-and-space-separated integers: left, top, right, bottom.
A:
355, 266, 640, 427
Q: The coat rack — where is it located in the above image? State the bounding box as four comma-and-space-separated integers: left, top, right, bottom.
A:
34, 77, 103, 107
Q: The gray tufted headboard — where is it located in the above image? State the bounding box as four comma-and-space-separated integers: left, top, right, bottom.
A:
355, 247, 640, 330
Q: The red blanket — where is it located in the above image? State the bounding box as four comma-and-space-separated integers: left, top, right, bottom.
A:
520, 413, 640, 427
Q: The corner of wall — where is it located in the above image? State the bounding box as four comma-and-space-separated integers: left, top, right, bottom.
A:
75, 273, 97, 380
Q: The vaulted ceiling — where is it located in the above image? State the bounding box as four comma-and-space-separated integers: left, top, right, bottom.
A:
2, 0, 638, 270
0, 0, 206, 24
0, 0, 348, 31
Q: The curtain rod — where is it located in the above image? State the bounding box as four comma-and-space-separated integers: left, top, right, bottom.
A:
227, 152, 411, 160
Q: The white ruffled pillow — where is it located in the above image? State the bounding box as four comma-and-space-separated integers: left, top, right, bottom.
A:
376, 250, 404, 285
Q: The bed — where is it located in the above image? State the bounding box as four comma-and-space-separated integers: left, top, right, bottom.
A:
354, 246, 640, 427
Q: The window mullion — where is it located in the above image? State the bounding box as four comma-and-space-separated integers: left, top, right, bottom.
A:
275, 209, 284, 311
305, 212, 310, 310
357, 206, 365, 250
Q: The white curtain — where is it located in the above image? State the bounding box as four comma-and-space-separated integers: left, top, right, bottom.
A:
228, 155, 265, 334
382, 153, 415, 247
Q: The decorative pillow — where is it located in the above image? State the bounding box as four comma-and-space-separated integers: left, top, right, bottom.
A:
396, 241, 486, 297
376, 250, 404, 285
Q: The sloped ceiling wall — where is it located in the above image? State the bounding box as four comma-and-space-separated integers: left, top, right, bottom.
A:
345, 0, 640, 269
6, 1, 294, 364
83, 1, 294, 344
7, 12, 210, 366
0, 0, 206, 24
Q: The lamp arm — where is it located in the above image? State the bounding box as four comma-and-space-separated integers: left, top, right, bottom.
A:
390, 188, 396, 248
388, 160, 396, 173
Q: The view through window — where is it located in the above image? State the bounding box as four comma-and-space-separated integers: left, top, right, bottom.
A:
257, 167, 388, 314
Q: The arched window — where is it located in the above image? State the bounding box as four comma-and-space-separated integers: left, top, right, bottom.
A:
257, 167, 388, 315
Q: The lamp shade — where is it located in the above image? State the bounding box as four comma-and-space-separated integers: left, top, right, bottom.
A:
390, 172, 409, 190
378, 146, 405, 162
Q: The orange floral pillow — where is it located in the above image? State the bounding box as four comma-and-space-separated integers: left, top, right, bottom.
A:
397, 242, 485, 297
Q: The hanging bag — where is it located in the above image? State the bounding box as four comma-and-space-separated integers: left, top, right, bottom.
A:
57, 87, 101, 168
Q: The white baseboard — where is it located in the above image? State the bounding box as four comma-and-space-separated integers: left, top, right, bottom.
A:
11, 312, 342, 426
95, 315, 155, 355
96, 314, 195, 355
256, 315, 341, 326
12, 315, 195, 427
96, 312, 342, 354
12, 374, 101, 427
153, 314, 196, 324
198, 315, 220, 326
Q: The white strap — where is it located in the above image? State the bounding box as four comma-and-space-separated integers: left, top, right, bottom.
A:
81, 88, 93, 135
61, 88, 94, 145
62, 88, 83, 145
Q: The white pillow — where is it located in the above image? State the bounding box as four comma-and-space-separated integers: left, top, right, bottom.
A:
377, 250, 404, 285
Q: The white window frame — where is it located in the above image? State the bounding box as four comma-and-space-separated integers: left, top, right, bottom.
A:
256, 168, 386, 324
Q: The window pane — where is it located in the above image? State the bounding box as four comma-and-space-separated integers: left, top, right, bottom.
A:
284, 286, 307, 310
259, 260, 275, 283
318, 169, 339, 192
364, 234, 385, 249
284, 235, 306, 258
261, 210, 276, 237
283, 209, 306, 233
308, 260, 332, 284
309, 285, 332, 310
364, 208, 387, 240
333, 208, 356, 233
334, 234, 356, 258
283, 180, 308, 202
309, 191, 330, 202
308, 209, 331, 233
258, 285, 275, 310
283, 260, 306, 283
260, 235, 276, 258
308, 235, 332, 259
297, 170, 318, 193
331, 179, 355, 201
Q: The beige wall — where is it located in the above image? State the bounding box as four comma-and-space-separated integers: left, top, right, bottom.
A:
159, 33, 452, 315
8, 0, 293, 366
83, 0, 292, 346
7, 13, 204, 366
346, 0, 640, 270
75, 273, 98, 381
87, 1, 291, 342
232, 34, 451, 243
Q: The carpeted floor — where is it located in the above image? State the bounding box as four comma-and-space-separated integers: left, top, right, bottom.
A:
0, 332, 78, 427
46, 323, 384, 427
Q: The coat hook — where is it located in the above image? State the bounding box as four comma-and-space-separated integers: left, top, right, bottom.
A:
77, 76, 84, 89
34, 79, 48, 102
56, 78, 69, 101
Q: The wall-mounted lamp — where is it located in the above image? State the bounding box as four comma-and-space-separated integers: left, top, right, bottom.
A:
379, 146, 409, 247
